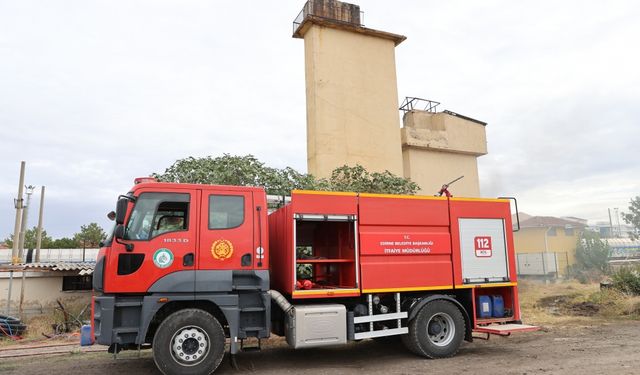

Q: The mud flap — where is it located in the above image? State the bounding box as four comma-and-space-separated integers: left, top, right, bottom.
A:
473, 323, 540, 336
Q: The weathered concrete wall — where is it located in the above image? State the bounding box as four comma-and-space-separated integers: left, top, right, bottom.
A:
0, 272, 90, 316
401, 111, 487, 196
401, 111, 487, 155
301, 24, 404, 178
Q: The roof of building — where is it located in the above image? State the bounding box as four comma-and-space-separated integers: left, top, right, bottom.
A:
0, 262, 95, 275
562, 216, 588, 222
520, 216, 587, 229
604, 238, 640, 247
513, 212, 533, 223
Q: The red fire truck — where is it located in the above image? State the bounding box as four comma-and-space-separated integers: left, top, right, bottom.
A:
92, 178, 537, 374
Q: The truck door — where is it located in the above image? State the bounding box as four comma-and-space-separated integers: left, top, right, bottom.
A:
458, 218, 509, 283
104, 188, 198, 293
197, 189, 255, 272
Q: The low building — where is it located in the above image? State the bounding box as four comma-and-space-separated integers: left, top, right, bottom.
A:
513, 216, 585, 277
605, 238, 640, 258
0, 249, 97, 317
591, 221, 636, 239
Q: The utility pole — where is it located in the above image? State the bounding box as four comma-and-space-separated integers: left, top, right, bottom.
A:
18, 185, 35, 260
11, 162, 26, 265
35, 186, 46, 263
608, 208, 614, 238
614, 208, 622, 238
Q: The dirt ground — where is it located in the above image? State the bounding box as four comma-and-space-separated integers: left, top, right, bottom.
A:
2, 281, 639, 374
1, 320, 639, 375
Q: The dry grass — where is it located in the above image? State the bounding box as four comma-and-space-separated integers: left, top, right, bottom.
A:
1, 296, 89, 347
519, 279, 640, 327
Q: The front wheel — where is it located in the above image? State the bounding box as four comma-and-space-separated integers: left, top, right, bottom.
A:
153, 309, 226, 375
402, 299, 465, 358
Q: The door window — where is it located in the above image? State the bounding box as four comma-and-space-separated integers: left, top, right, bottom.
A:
124, 192, 190, 240
209, 195, 244, 229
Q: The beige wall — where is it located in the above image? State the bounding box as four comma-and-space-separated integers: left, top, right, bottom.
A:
302, 24, 404, 178
0, 272, 90, 315
402, 149, 481, 197
401, 111, 487, 197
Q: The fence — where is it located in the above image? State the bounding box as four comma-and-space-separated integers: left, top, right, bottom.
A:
0, 248, 99, 264
517, 251, 571, 277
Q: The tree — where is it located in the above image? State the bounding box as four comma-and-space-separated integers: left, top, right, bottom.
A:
73, 223, 106, 248
153, 154, 419, 196
153, 154, 320, 196
4, 226, 53, 249
327, 165, 419, 195
50, 237, 80, 249
622, 196, 640, 240
575, 231, 611, 274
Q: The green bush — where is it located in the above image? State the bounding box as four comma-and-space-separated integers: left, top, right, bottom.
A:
575, 232, 610, 274
611, 266, 640, 295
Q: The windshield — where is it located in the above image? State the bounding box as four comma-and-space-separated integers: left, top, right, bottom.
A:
124, 192, 190, 240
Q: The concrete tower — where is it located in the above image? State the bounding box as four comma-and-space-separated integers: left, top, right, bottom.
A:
293, 1, 487, 197
293, 0, 405, 178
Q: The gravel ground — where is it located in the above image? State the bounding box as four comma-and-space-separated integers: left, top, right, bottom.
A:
1, 320, 639, 375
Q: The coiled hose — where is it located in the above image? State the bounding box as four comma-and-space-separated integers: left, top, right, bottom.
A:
0, 314, 26, 339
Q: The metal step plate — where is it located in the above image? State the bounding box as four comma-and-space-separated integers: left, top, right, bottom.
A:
474, 323, 540, 336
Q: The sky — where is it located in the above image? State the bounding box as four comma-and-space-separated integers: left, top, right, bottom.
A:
0, 0, 638, 238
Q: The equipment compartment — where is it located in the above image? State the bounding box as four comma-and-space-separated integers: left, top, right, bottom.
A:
473, 286, 517, 324
293, 215, 359, 297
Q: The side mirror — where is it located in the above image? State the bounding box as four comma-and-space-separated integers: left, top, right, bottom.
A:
115, 197, 129, 224
107, 211, 116, 221
114, 224, 125, 239
114, 224, 134, 252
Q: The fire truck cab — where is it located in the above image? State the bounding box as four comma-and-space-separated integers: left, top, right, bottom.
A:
92, 179, 537, 375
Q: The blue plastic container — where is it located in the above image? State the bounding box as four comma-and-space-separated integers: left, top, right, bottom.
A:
491, 295, 505, 318
80, 324, 94, 346
477, 295, 492, 318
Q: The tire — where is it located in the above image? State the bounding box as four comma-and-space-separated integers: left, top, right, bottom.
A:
153, 309, 226, 375
402, 299, 465, 358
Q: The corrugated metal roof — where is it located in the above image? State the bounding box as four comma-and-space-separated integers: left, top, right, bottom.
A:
18, 262, 95, 275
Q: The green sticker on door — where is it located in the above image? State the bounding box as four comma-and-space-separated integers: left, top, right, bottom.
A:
153, 248, 174, 269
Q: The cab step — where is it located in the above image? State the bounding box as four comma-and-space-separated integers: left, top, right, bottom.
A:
240, 338, 261, 352
240, 307, 266, 312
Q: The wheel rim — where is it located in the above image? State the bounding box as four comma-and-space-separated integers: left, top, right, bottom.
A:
170, 325, 210, 366
426, 312, 455, 347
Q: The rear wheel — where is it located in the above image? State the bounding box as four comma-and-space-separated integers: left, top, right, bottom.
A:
153, 309, 226, 375
402, 299, 465, 358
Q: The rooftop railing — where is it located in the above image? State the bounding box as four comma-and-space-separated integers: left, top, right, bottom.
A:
399, 97, 441, 114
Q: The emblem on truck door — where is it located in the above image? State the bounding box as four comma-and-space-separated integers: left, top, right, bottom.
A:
153, 248, 174, 268
211, 239, 234, 260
